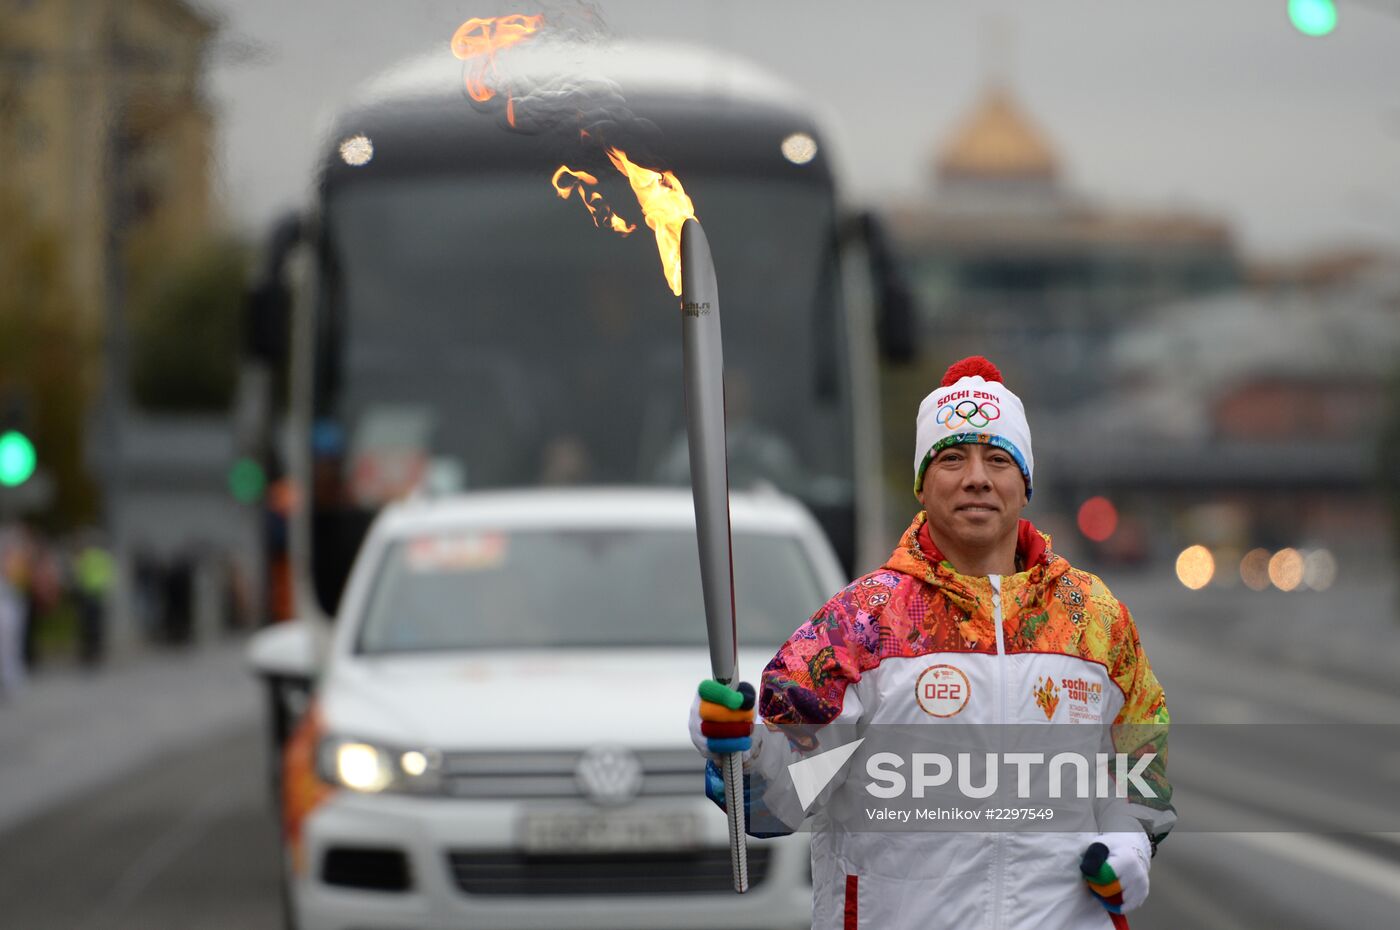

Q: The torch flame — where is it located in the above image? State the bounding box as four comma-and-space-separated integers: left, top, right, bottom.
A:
551, 164, 637, 237
551, 165, 600, 195
450, 14, 545, 125
448, 21, 696, 295
606, 147, 696, 296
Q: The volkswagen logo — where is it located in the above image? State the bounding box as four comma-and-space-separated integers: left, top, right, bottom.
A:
575, 745, 643, 806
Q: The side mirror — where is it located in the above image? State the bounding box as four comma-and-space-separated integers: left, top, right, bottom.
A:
848, 211, 918, 365
247, 617, 322, 795
245, 210, 304, 365
247, 616, 320, 682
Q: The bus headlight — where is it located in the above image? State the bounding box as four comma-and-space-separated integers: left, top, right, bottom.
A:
317, 736, 443, 794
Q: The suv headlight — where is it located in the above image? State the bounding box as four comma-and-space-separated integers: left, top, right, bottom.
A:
316, 736, 443, 794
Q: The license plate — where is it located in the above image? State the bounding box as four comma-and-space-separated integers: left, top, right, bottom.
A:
519, 810, 700, 853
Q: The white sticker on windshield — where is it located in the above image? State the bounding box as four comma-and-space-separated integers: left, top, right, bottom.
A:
406, 532, 508, 572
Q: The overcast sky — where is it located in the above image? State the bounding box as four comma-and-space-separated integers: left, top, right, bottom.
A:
203, 0, 1400, 260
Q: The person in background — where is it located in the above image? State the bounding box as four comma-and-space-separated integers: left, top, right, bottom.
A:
0, 529, 28, 698
74, 538, 114, 666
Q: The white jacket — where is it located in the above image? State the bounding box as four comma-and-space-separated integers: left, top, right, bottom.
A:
701, 515, 1173, 929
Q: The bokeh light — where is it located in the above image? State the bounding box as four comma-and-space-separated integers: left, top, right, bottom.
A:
1288, 0, 1338, 38
780, 132, 818, 165
1302, 549, 1337, 591
1239, 548, 1271, 591
339, 134, 374, 166
401, 750, 428, 777
268, 478, 300, 517
0, 430, 36, 487
1175, 545, 1215, 590
228, 457, 266, 504
1268, 548, 1305, 592
1076, 496, 1119, 542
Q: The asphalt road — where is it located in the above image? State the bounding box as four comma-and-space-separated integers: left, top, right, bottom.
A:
0, 721, 282, 930
2, 577, 1398, 928
2, 711, 1396, 929
1120, 575, 1400, 930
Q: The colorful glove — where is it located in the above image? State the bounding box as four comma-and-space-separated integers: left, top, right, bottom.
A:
688, 679, 756, 757
1080, 832, 1152, 917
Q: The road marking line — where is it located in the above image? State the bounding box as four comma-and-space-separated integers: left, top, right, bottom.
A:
1148, 859, 1252, 930
1220, 831, 1400, 904
1149, 635, 1400, 724
73, 779, 236, 930
1173, 761, 1400, 845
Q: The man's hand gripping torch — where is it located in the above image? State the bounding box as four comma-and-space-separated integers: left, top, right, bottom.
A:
679, 219, 749, 893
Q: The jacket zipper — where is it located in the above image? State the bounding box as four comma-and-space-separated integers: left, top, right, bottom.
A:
989, 574, 1005, 930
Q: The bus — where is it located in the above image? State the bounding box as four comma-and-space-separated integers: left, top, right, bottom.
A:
246, 39, 913, 628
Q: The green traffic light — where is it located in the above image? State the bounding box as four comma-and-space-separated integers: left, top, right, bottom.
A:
229, 456, 267, 503
1289, 0, 1338, 37
0, 430, 37, 487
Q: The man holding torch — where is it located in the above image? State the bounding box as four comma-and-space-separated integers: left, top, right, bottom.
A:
689, 356, 1174, 929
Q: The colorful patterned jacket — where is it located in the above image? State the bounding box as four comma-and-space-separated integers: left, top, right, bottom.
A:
710, 512, 1173, 930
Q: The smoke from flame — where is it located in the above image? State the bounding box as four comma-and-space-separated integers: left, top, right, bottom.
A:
450, 12, 696, 295
450, 14, 544, 126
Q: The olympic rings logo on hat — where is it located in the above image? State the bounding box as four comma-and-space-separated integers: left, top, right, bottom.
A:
936, 400, 1001, 430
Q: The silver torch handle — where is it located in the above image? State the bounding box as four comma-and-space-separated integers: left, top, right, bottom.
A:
679, 218, 748, 894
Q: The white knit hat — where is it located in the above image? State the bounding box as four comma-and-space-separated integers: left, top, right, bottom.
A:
914, 356, 1033, 498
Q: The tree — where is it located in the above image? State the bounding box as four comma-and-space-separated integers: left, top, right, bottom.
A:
0, 190, 99, 526
128, 236, 250, 412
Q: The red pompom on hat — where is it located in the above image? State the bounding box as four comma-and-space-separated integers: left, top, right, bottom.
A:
940, 356, 1003, 387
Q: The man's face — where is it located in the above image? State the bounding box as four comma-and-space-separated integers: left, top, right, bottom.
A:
919, 443, 1028, 551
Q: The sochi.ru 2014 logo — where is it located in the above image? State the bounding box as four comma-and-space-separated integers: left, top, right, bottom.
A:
1061, 677, 1103, 723
916, 664, 970, 717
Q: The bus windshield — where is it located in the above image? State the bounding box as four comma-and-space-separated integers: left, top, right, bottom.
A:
314, 171, 853, 508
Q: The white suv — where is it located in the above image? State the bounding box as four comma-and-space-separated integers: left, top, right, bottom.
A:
249, 487, 847, 930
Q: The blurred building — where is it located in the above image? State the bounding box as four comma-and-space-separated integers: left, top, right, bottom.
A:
886, 79, 1240, 404
881, 75, 1399, 575
1042, 256, 1400, 567
2, 2, 249, 651
121, 413, 259, 642
0, 0, 217, 323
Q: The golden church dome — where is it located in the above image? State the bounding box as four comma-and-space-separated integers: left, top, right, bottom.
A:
935, 84, 1060, 183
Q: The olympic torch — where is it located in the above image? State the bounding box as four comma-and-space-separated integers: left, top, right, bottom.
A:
451, 20, 741, 888
679, 218, 748, 893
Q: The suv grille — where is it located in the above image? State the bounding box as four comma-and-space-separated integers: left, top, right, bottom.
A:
446, 848, 770, 896
439, 748, 700, 799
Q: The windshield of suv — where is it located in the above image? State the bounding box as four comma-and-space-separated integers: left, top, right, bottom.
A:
356, 527, 827, 653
